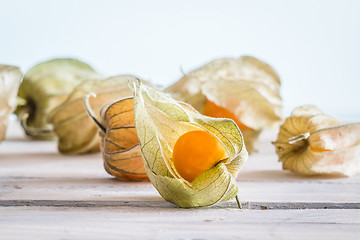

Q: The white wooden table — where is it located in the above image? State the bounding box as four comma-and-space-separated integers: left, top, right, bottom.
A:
1, 119, 359, 240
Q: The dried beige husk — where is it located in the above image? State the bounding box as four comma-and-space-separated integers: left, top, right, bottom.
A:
165, 56, 282, 153
49, 75, 136, 154
131, 79, 248, 208
0, 65, 22, 142
16, 58, 103, 139
273, 105, 360, 176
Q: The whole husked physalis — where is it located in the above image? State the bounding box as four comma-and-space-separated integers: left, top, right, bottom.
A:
16, 58, 103, 139
273, 105, 360, 176
165, 56, 282, 153
49, 75, 139, 154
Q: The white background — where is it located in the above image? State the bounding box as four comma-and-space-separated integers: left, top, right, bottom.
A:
1, 0, 359, 120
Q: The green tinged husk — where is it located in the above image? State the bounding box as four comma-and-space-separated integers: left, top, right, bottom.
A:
131, 79, 248, 208
16, 58, 103, 139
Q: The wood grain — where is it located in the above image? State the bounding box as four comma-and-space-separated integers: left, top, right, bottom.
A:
1, 207, 359, 240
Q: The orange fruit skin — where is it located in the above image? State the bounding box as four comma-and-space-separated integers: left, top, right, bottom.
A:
310, 146, 332, 152
203, 100, 252, 130
172, 131, 228, 182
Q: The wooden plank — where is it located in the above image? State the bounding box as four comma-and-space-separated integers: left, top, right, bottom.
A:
1, 121, 360, 205
1, 200, 360, 210
0, 207, 360, 240
1, 175, 360, 204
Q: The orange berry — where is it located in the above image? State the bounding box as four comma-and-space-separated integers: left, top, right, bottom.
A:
173, 131, 228, 182
310, 146, 332, 152
203, 100, 252, 130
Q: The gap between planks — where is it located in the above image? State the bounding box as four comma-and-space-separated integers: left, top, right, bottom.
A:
1, 200, 359, 210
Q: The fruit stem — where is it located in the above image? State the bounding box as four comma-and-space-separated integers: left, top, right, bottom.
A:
179, 65, 186, 76
288, 132, 310, 144
18, 105, 53, 136
83, 93, 106, 133
235, 195, 242, 209
16, 96, 27, 107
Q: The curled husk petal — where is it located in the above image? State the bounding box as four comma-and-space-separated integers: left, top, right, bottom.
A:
165, 56, 282, 153
49, 75, 136, 154
131, 80, 248, 208
0, 65, 22, 142
16, 58, 103, 139
273, 105, 360, 176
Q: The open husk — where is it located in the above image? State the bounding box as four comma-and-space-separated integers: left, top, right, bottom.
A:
49, 75, 136, 154
273, 105, 360, 176
165, 56, 282, 153
132, 80, 248, 208
0, 65, 22, 142
16, 58, 103, 139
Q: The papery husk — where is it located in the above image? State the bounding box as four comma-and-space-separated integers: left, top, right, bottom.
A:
0, 65, 22, 142
273, 105, 360, 176
99, 97, 148, 181
165, 56, 282, 153
131, 79, 248, 208
49, 75, 136, 154
16, 58, 103, 139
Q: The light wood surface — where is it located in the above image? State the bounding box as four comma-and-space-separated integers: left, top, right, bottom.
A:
1, 119, 359, 239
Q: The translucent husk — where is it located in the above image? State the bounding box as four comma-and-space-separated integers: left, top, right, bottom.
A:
0, 65, 22, 142
15, 58, 103, 140
49, 75, 137, 154
165, 56, 282, 153
131, 80, 248, 208
273, 105, 360, 176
